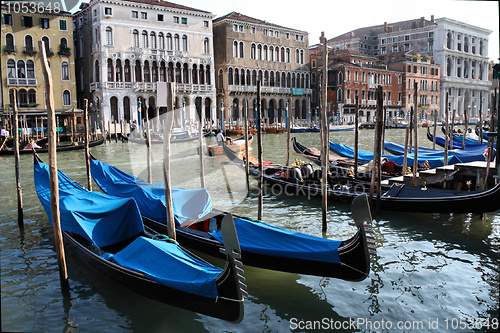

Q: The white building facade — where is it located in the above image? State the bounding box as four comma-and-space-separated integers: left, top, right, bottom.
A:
433, 18, 492, 120
74, 0, 216, 130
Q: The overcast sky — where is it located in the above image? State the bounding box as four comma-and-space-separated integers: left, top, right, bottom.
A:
174, 0, 500, 62
71, 0, 498, 61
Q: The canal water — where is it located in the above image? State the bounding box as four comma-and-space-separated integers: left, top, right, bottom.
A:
1, 129, 498, 332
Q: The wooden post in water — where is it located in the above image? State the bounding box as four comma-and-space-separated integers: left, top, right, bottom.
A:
432, 111, 437, 149
12, 92, 24, 229
39, 40, 69, 292
162, 82, 176, 240
369, 86, 383, 211
479, 92, 483, 144
354, 96, 359, 177
83, 99, 92, 191
444, 93, 450, 167
412, 82, 419, 187
257, 81, 263, 220
244, 99, 250, 190
320, 32, 328, 232
462, 106, 468, 149
114, 121, 118, 142
286, 101, 291, 166
145, 109, 152, 184
451, 109, 456, 150
403, 126, 410, 176
199, 101, 206, 188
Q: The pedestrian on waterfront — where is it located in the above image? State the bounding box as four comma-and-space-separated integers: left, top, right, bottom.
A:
217, 129, 224, 146
1, 127, 9, 138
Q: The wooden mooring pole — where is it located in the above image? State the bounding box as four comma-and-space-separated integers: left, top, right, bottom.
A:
84, 99, 92, 191
162, 82, 176, 240
39, 40, 69, 292
412, 82, 419, 187
257, 81, 263, 221
12, 92, 24, 230
320, 32, 329, 232
244, 99, 250, 190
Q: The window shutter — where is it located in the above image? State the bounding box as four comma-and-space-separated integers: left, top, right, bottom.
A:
40, 17, 43, 27
2, 14, 4, 25
21, 16, 25, 27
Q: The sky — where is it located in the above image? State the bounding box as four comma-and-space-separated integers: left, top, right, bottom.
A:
69, 0, 499, 61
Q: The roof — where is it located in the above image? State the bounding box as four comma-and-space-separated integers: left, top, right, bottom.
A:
328, 17, 437, 43
214, 11, 305, 33
97, 0, 212, 14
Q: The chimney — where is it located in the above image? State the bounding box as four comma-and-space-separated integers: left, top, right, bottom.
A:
384, 22, 388, 32
431, 15, 434, 22
421, 17, 425, 27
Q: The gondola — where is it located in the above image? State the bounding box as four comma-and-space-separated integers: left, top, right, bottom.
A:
89, 155, 373, 281
207, 135, 253, 156
121, 133, 199, 144
292, 137, 354, 168
248, 163, 500, 214
0, 137, 104, 155
329, 140, 462, 168
426, 128, 495, 155
34, 155, 245, 322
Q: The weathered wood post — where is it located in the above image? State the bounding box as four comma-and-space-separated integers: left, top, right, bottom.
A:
354, 96, 359, 177
39, 40, 69, 292
432, 111, 438, 149
145, 111, 152, 184
161, 82, 176, 240
83, 99, 92, 191
412, 82, 419, 187
244, 99, 250, 190
403, 126, 410, 176
257, 81, 263, 220
444, 93, 450, 167
320, 32, 328, 232
286, 101, 291, 166
12, 92, 24, 229
199, 102, 206, 188
479, 92, 483, 144
462, 106, 468, 149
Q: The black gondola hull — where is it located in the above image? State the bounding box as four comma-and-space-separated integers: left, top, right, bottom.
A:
63, 231, 244, 322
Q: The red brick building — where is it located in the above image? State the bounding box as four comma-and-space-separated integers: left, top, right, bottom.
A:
386, 51, 441, 123
311, 48, 404, 125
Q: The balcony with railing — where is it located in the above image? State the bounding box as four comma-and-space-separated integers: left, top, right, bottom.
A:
23, 47, 37, 56
7, 77, 38, 86
3, 45, 17, 54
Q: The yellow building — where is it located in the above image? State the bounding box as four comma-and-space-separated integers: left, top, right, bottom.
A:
1, 3, 77, 132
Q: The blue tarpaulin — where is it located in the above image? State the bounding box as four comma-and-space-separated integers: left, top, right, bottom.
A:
91, 158, 343, 264
34, 161, 222, 298
383, 142, 490, 163
90, 159, 212, 225
329, 141, 463, 168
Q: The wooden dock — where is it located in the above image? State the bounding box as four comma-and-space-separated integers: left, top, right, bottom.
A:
384, 161, 498, 190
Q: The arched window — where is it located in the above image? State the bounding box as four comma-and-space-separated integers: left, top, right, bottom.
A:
257, 44, 262, 60
5, 33, 15, 52
447, 32, 452, 49
28, 89, 36, 105
106, 26, 113, 45
263, 45, 268, 61
228, 68, 233, 85
123, 97, 131, 122
17, 60, 26, 78
26, 60, 35, 78
286, 48, 290, 63
150, 32, 156, 49
158, 32, 164, 49
24, 35, 34, 52
61, 61, 69, 80
107, 59, 114, 81
143, 60, 150, 82
479, 40, 484, 56
295, 49, 300, 63
142, 31, 148, 48
234, 68, 239, 85
174, 34, 180, 51
239, 42, 244, 59
19, 89, 28, 105
269, 46, 274, 61
204, 38, 209, 54
300, 50, 304, 64
7, 59, 16, 78
124, 60, 131, 82
250, 43, 256, 59
275, 47, 279, 62
115, 59, 122, 82
166, 34, 172, 50
182, 35, 188, 51
60, 37, 68, 48
446, 58, 452, 76
62, 90, 71, 106
132, 30, 139, 47
206, 65, 211, 85
199, 64, 204, 84
281, 47, 285, 62
94, 60, 100, 82
41, 36, 50, 54
233, 41, 238, 58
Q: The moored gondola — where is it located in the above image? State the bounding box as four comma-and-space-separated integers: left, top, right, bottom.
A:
0, 137, 104, 155
89, 155, 373, 281
248, 163, 500, 214
34, 155, 245, 322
